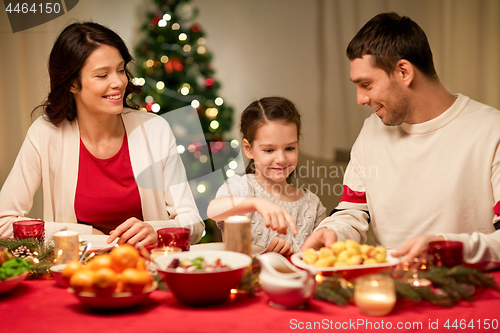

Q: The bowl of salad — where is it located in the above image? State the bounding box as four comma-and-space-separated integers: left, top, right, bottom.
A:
155, 250, 252, 306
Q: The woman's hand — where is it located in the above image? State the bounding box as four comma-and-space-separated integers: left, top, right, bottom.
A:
107, 217, 157, 246
254, 198, 298, 235
266, 237, 294, 256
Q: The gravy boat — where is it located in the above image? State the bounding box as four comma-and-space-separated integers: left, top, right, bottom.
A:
257, 252, 316, 309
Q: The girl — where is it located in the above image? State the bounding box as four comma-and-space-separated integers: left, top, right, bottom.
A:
0, 22, 204, 246
207, 97, 326, 255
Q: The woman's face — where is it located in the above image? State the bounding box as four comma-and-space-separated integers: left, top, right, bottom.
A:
71, 45, 128, 118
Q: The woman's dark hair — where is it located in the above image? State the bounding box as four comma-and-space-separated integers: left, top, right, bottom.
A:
33, 21, 140, 125
346, 12, 438, 80
240, 97, 301, 179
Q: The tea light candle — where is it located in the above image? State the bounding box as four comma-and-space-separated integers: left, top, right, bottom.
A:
354, 274, 396, 316
53, 231, 80, 264
150, 246, 182, 260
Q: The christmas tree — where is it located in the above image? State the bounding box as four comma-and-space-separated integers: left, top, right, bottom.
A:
133, 0, 242, 242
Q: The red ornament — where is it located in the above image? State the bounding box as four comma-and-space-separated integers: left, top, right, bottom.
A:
164, 58, 184, 73
153, 15, 161, 25
205, 78, 214, 87
192, 25, 200, 32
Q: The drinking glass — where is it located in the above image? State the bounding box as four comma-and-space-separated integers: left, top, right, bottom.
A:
13, 220, 45, 242
157, 228, 190, 251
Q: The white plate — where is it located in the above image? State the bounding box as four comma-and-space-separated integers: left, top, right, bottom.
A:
291, 250, 401, 279
79, 235, 118, 253
190, 242, 265, 256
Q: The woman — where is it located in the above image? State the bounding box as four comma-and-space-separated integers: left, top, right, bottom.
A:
0, 22, 204, 246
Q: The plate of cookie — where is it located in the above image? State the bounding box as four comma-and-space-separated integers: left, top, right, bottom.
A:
291, 240, 401, 280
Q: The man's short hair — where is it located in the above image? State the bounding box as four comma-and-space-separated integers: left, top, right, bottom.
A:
346, 12, 438, 79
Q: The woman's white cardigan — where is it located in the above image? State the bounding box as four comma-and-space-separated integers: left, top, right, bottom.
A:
0, 108, 204, 243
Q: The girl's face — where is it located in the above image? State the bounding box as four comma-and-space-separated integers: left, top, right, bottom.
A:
71, 45, 128, 119
243, 121, 299, 187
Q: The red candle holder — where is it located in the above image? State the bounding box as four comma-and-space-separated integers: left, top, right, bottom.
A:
13, 220, 45, 242
157, 227, 190, 251
428, 240, 463, 268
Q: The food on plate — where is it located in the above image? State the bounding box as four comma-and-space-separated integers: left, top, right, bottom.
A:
65, 245, 152, 294
0, 247, 13, 265
0, 247, 31, 280
302, 239, 387, 268
167, 256, 231, 272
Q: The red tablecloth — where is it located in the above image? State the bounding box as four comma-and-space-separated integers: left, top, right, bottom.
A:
1, 272, 500, 333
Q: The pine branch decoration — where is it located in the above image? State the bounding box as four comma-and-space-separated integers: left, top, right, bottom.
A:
315, 265, 500, 307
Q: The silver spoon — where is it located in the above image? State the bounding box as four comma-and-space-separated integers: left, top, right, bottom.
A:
79, 242, 91, 263
135, 243, 165, 270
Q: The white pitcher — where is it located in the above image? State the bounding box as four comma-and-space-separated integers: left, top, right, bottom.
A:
257, 252, 316, 309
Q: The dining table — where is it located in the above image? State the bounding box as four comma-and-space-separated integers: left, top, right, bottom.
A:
1, 270, 499, 333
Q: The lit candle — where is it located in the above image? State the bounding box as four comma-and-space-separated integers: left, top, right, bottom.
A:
53, 231, 80, 264
150, 246, 182, 260
354, 274, 396, 316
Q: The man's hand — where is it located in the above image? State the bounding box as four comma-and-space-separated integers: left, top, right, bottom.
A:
300, 227, 337, 251
392, 235, 445, 263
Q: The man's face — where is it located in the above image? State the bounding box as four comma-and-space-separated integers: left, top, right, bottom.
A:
350, 55, 411, 126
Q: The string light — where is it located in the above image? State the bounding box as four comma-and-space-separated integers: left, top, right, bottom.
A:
156, 81, 165, 90
183, 45, 191, 52
197, 46, 206, 54
197, 184, 206, 193
158, 19, 167, 27
145, 59, 154, 67
178, 33, 187, 41
191, 99, 200, 108
215, 97, 224, 106
180, 83, 191, 95
151, 103, 161, 113
229, 161, 238, 170
205, 108, 218, 118
160, 55, 169, 63
230, 139, 239, 148
145, 95, 154, 104
210, 120, 219, 130
177, 145, 185, 154
172, 23, 180, 30
163, 13, 171, 21
197, 37, 206, 45
226, 169, 235, 178
132, 77, 145, 86
199, 155, 208, 163
188, 144, 196, 153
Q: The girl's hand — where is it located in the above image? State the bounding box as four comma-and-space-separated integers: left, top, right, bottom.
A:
266, 237, 294, 256
254, 198, 298, 235
107, 217, 157, 246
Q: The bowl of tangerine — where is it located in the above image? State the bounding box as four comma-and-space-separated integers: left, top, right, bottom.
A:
53, 244, 157, 309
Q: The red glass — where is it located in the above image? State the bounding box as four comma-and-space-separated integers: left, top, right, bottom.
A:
157, 228, 190, 251
428, 240, 463, 268
13, 220, 45, 242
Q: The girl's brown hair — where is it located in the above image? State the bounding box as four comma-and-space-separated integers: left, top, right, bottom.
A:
240, 97, 301, 177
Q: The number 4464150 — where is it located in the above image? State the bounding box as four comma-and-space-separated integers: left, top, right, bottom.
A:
5, 3, 61, 14
444, 319, 498, 330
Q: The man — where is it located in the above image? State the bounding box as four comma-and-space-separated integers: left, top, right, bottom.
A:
302, 12, 500, 270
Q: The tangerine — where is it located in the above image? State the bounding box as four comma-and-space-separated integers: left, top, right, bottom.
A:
110, 245, 139, 273
87, 254, 112, 271
92, 267, 118, 295
136, 257, 147, 271
121, 268, 152, 293
62, 260, 83, 281
69, 269, 95, 294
